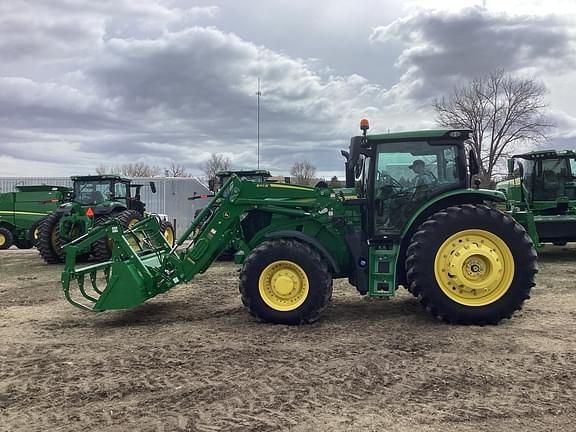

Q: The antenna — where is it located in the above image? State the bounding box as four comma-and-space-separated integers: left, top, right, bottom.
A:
256, 77, 262, 170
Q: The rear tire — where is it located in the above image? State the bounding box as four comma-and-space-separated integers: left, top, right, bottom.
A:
239, 239, 332, 325
405, 204, 537, 325
0, 227, 14, 250
37, 213, 64, 263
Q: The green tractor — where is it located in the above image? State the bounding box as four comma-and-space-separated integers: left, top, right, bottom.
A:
209, 169, 272, 192
38, 175, 174, 264
0, 185, 70, 250
61, 122, 537, 325
496, 150, 576, 247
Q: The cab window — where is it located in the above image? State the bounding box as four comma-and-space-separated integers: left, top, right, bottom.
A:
373, 141, 462, 235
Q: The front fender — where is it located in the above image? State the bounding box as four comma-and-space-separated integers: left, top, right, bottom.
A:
263, 230, 342, 274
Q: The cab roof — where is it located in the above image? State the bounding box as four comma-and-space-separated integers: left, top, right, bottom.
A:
216, 170, 271, 177
71, 175, 131, 182
366, 129, 472, 142
513, 149, 576, 160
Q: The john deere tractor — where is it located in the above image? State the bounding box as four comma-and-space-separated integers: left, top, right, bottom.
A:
209, 169, 272, 192
61, 121, 537, 325
38, 175, 174, 264
496, 150, 576, 247
0, 185, 70, 250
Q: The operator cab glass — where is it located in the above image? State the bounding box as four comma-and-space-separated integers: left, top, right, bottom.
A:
113, 181, 130, 203
525, 157, 576, 201
74, 180, 113, 205
373, 141, 463, 235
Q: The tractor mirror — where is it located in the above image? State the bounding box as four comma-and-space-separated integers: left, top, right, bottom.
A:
468, 150, 479, 176
208, 178, 216, 192
507, 159, 515, 176
149, 182, 156, 194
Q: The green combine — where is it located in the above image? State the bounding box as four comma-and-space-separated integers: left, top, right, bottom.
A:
38, 175, 174, 264
0, 185, 70, 250
61, 121, 537, 325
496, 150, 576, 247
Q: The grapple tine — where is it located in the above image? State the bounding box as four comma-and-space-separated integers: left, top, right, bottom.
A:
90, 270, 104, 295
77, 273, 99, 303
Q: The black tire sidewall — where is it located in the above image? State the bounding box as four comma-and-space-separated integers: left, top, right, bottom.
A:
240, 240, 331, 324
0, 227, 14, 250
407, 205, 535, 324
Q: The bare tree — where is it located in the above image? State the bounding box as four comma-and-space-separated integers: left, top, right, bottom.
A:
95, 162, 160, 177
290, 161, 317, 185
95, 164, 120, 175
120, 162, 161, 177
203, 153, 231, 182
433, 69, 553, 183
166, 162, 190, 177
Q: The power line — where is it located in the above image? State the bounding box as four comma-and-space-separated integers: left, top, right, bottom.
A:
256, 77, 261, 170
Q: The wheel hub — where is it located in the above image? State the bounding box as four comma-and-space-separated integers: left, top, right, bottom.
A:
434, 229, 514, 306
258, 261, 309, 311
0, 233, 5, 246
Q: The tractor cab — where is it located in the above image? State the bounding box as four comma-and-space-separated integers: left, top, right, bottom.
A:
344, 120, 475, 237
506, 150, 576, 207
72, 175, 131, 205
211, 170, 272, 192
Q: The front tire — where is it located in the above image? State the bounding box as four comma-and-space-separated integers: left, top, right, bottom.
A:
0, 227, 14, 250
405, 204, 537, 325
239, 239, 332, 325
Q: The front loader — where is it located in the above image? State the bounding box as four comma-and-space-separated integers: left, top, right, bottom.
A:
61, 121, 537, 325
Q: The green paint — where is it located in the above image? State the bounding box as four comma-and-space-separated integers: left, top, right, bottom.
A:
0, 185, 69, 245
59, 129, 529, 316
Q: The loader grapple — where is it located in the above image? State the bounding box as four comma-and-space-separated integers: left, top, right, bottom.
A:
61, 216, 175, 311
61, 179, 236, 312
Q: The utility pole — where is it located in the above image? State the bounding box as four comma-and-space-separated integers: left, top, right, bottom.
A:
256, 77, 261, 170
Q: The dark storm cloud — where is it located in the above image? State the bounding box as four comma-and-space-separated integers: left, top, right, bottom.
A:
2, 1, 574, 177
371, 7, 576, 100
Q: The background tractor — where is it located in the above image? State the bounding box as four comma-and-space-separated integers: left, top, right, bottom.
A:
0, 185, 69, 250
38, 175, 174, 264
496, 150, 576, 247
61, 122, 537, 325
208, 169, 272, 192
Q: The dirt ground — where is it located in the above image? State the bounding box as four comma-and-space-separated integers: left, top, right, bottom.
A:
1, 247, 576, 432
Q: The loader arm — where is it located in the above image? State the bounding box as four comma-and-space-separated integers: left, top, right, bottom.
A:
61, 176, 346, 311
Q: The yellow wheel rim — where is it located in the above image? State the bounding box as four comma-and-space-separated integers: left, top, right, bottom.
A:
163, 226, 174, 246
33, 227, 40, 241
258, 260, 309, 311
0, 233, 5, 247
434, 229, 515, 307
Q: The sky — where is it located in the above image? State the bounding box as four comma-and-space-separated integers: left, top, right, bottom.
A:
1, 0, 575, 178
